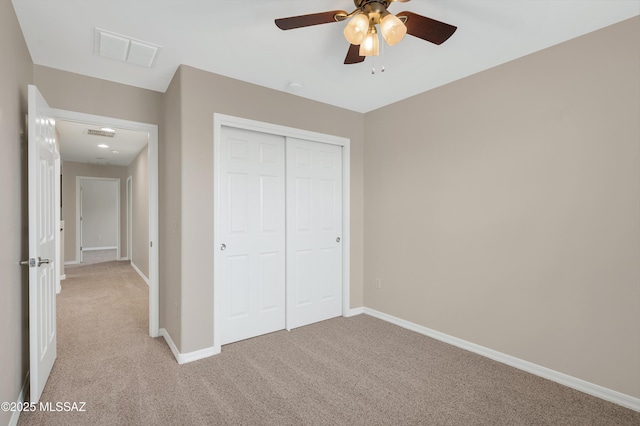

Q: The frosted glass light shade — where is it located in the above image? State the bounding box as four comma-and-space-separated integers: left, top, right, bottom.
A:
359, 30, 379, 56
343, 13, 370, 45
380, 13, 407, 46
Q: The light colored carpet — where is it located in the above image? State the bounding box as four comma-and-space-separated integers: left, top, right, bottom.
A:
18, 261, 639, 425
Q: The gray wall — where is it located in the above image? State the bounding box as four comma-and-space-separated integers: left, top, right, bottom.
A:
128, 146, 149, 277
363, 17, 640, 398
0, 1, 32, 424
61, 161, 128, 262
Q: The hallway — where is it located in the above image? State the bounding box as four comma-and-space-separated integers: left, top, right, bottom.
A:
18, 261, 168, 425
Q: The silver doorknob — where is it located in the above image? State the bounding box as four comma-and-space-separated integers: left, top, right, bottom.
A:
221, 244, 226, 251
336, 237, 341, 243
20, 257, 51, 267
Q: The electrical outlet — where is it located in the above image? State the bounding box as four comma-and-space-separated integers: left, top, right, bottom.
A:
375, 278, 381, 289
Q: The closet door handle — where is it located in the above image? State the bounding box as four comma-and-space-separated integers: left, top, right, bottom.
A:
221, 244, 226, 251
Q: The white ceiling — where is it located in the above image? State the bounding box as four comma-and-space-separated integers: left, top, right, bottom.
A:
12, 1, 639, 113
57, 120, 148, 167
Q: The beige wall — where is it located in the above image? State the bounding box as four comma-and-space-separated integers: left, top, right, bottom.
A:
33, 66, 163, 126
159, 68, 183, 347
0, 1, 32, 424
128, 146, 150, 278
62, 162, 128, 262
176, 66, 365, 353
363, 17, 640, 398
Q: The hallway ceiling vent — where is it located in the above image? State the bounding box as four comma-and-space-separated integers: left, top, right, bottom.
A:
94, 28, 161, 68
88, 129, 116, 138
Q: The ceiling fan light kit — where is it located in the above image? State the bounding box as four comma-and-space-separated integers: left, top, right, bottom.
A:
343, 13, 369, 45
275, 0, 457, 65
379, 13, 407, 46
359, 26, 380, 56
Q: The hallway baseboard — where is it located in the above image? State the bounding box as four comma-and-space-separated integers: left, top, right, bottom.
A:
130, 261, 149, 286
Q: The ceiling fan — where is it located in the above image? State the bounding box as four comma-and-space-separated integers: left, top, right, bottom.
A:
275, 0, 457, 65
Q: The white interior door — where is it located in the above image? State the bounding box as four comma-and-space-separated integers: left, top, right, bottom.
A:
78, 178, 120, 254
219, 126, 286, 345
27, 84, 58, 403
286, 138, 343, 329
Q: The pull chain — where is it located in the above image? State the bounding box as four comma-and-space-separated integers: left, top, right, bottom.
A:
370, 41, 386, 74
380, 38, 385, 73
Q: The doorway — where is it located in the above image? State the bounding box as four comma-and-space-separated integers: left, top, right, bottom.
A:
54, 108, 159, 338
76, 177, 120, 264
213, 114, 351, 353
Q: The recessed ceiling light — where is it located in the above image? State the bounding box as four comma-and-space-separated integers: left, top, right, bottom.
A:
111, 150, 120, 154
98, 144, 109, 148
101, 127, 116, 133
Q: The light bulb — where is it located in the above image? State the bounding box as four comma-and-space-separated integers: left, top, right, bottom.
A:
359, 28, 379, 56
380, 13, 407, 46
343, 13, 369, 45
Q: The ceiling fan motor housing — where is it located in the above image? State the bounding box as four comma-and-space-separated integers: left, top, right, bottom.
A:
352, 0, 393, 25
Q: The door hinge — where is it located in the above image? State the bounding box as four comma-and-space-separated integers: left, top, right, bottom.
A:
150, 241, 153, 248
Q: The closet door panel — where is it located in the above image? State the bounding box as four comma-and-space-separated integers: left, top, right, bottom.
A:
220, 127, 286, 345
286, 138, 343, 329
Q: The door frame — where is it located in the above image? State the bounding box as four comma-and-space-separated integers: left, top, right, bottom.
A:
76, 176, 121, 262
126, 176, 133, 261
53, 108, 160, 338
213, 113, 351, 353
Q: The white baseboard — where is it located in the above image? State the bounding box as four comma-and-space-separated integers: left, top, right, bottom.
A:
8, 373, 29, 426
363, 307, 640, 412
82, 246, 117, 251
345, 307, 364, 317
159, 328, 220, 365
60, 274, 66, 281
64, 260, 79, 266
118, 257, 129, 261
130, 261, 149, 286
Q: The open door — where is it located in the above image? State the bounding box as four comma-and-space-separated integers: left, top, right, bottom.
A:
25, 84, 58, 403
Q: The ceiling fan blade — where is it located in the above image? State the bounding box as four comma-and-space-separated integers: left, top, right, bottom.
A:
398, 11, 457, 45
344, 44, 365, 64
275, 10, 346, 30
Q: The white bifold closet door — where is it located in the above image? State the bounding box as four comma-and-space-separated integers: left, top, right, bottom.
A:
219, 127, 286, 345
286, 138, 343, 330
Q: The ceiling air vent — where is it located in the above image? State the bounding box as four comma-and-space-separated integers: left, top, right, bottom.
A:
88, 129, 116, 137
94, 28, 161, 68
